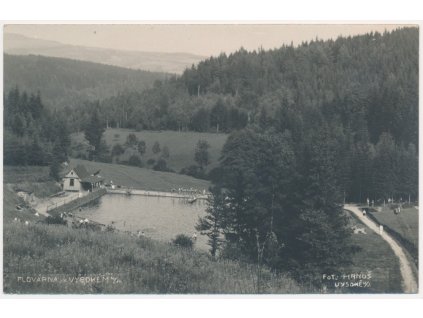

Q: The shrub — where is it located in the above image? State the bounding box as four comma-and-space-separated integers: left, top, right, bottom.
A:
111, 143, 125, 157
44, 215, 67, 226
180, 165, 207, 180
126, 134, 138, 147
147, 158, 156, 166
135, 123, 143, 132
152, 141, 161, 154
153, 158, 173, 172
137, 140, 146, 155
208, 167, 223, 183
105, 224, 115, 232
172, 234, 193, 249
128, 155, 142, 167
161, 146, 170, 159
49, 161, 61, 181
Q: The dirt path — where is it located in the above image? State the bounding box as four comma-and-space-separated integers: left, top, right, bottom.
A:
344, 204, 418, 293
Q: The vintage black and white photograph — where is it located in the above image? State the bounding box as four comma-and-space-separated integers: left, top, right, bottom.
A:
1, 23, 419, 294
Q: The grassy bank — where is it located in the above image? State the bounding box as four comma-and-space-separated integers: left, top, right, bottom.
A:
69, 158, 210, 192
3, 166, 61, 198
369, 205, 418, 247
3, 186, 43, 224
2, 216, 403, 294
342, 212, 402, 293
366, 205, 419, 269
3, 222, 304, 294
72, 129, 228, 172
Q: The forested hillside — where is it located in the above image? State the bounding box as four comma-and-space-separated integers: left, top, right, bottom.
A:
181, 27, 418, 147
67, 28, 417, 203
3, 54, 168, 109
3, 87, 70, 181
82, 28, 417, 144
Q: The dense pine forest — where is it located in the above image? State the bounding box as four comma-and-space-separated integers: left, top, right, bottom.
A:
4, 27, 418, 283
3, 88, 70, 171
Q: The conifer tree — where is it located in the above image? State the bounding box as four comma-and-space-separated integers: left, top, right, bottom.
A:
84, 108, 105, 160
196, 186, 225, 257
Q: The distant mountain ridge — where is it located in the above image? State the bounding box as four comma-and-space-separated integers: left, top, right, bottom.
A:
3, 54, 168, 109
4, 33, 206, 74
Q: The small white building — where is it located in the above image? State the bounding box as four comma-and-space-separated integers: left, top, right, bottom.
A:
63, 165, 104, 192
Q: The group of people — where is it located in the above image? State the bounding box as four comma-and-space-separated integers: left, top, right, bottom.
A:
71, 218, 90, 228
12, 217, 30, 226
60, 211, 73, 219
366, 198, 375, 207
365, 197, 404, 215
171, 187, 207, 195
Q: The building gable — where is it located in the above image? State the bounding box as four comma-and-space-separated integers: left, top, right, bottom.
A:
63, 164, 104, 189
64, 169, 81, 180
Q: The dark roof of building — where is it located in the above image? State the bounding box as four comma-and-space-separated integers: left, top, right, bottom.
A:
72, 165, 104, 183
73, 165, 90, 179
80, 175, 104, 183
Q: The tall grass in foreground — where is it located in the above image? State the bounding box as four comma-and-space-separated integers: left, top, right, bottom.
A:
3, 222, 304, 294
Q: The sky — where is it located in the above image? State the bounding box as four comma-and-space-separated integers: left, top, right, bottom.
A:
4, 24, 414, 57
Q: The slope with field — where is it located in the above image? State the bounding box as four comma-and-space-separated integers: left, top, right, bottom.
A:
69, 158, 210, 192
72, 129, 229, 172
366, 205, 419, 269
345, 205, 417, 293
341, 211, 403, 293
368, 205, 418, 248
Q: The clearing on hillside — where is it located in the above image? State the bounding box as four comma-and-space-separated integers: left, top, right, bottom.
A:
72, 129, 228, 172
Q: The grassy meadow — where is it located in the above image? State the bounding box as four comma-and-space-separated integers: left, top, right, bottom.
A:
3, 222, 306, 294
341, 212, 403, 293
72, 128, 228, 172
369, 206, 418, 247
69, 158, 210, 192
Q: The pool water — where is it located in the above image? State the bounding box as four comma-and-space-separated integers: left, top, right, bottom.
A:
77, 194, 209, 250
